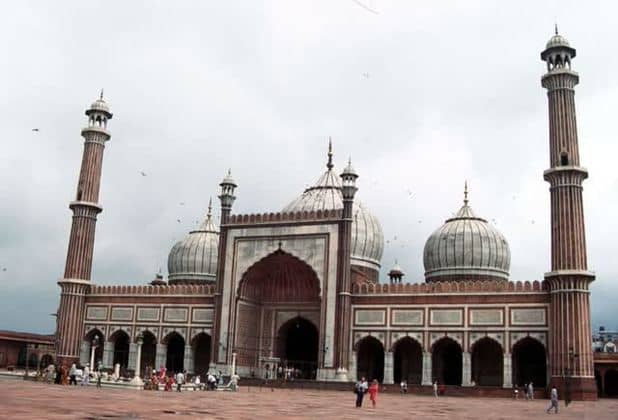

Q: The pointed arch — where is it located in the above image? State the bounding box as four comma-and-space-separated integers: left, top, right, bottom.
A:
393, 336, 423, 384
356, 336, 384, 382
432, 337, 462, 385
471, 337, 503, 386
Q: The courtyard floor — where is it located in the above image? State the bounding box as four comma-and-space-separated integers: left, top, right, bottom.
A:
1, 378, 616, 419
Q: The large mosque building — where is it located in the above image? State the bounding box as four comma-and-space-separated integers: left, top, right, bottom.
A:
54, 31, 598, 399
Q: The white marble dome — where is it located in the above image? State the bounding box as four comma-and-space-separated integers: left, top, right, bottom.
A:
423, 194, 510, 282
167, 203, 219, 284
282, 153, 384, 272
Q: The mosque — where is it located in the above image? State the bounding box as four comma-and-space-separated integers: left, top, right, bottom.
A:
53, 31, 598, 399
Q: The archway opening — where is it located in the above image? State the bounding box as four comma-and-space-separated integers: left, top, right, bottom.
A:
111, 331, 130, 370
393, 337, 422, 384
276, 317, 318, 379
40, 354, 54, 370
84, 329, 104, 366
357, 336, 384, 383
512, 337, 546, 388
165, 333, 185, 374
471, 337, 503, 386
140, 331, 157, 377
192, 333, 211, 377
432, 337, 462, 386
605, 369, 618, 397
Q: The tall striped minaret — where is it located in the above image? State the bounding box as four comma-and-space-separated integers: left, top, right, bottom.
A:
56, 93, 112, 365
541, 28, 596, 400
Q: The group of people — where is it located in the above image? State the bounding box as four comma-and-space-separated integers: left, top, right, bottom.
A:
354, 377, 380, 408
513, 382, 535, 400
143, 366, 240, 392
41, 362, 103, 387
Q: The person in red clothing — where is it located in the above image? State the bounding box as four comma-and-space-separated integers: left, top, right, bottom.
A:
368, 379, 379, 408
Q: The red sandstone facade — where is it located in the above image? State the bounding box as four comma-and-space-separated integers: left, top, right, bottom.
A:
52, 32, 598, 399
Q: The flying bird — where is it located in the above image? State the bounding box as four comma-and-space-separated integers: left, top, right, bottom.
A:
31, 128, 39, 132
176, 219, 181, 223
179, 202, 185, 206
362, 72, 370, 79
139, 171, 147, 177
1, 268, 6, 271
351, 0, 379, 14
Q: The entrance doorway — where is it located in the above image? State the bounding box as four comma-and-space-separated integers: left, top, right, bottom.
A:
140, 331, 157, 377
393, 337, 422, 384
111, 331, 130, 370
512, 337, 546, 387
432, 337, 462, 385
356, 336, 384, 383
165, 333, 185, 373
471, 337, 503, 386
277, 317, 318, 379
192, 333, 211, 377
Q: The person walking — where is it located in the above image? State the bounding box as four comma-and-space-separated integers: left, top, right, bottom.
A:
528, 382, 534, 400
433, 380, 439, 398
400, 380, 408, 394
368, 379, 379, 408
175, 370, 185, 392
69, 363, 77, 385
230, 372, 240, 391
82, 364, 90, 386
354, 377, 368, 407
546, 385, 559, 414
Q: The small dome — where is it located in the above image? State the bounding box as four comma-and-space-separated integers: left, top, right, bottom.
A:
167, 201, 219, 284
221, 169, 236, 187
423, 190, 510, 282
282, 148, 383, 271
90, 98, 110, 112
546, 33, 570, 49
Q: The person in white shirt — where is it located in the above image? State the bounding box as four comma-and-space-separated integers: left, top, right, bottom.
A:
175, 371, 185, 392
546, 385, 559, 414
81, 364, 90, 386
230, 373, 240, 391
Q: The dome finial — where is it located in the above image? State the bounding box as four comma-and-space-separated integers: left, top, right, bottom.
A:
464, 181, 469, 206
327, 137, 334, 170
100, 88, 104, 100
554, 23, 558, 35
207, 197, 213, 218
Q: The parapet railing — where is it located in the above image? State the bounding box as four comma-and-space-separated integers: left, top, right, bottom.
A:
89, 284, 216, 296
226, 209, 343, 226
352, 280, 547, 294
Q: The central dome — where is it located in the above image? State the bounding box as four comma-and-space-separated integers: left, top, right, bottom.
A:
282, 144, 384, 273
423, 188, 510, 282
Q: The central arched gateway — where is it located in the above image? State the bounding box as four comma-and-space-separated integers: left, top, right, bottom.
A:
234, 250, 321, 378
276, 317, 318, 379
356, 336, 384, 382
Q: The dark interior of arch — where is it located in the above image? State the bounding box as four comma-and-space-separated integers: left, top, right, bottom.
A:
85, 329, 104, 366
512, 337, 546, 387
471, 337, 503, 386
357, 336, 384, 383
394, 338, 423, 384
112, 332, 130, 369
166, 333, 185, 373
192, 333, 211, 377
605, 369, 618, 397
277, 317, 318, 379
238, 249, 320, 303
432, 338, 462, 385
140, 331, 157, 376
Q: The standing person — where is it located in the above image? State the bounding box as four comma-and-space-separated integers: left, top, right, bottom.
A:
61, 364, 69, 385
82, 364, 90, 386
546, 385, 559, 414
96, 361, 103, 388
354, 377, 368, 407
368, 379, 379, 408
69, 363, 77, 385
175, 370, 185, 392
528, 382, 534, 400
400, 380, 408, 394
433, 380, 439, 397
54, 365, 62, 385
230, 372, 240, 391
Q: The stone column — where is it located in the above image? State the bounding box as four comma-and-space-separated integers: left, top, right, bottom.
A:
103, 341, 114, 368
349, 351, 357, 382
503, 353, 512, 388
79, 342, 89, 366
421, 351, 432, 386
383, 351, 394, 384
128, 343, 137, 373
183, 345, 193, 373
89, 344, 96, 368
130, 338, 144, 385
462, 351, 472, 387
155, 344, 167, 371
231, 351, 237, 376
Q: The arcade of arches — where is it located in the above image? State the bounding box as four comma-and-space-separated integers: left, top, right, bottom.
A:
234, 250, 321, 378
354, 335, 548, 388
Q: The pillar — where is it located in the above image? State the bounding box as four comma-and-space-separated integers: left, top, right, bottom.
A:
503, 353, 512, 388
128, 343, 137, 373
102, 341, 113, 369
462, 351, 472, 387
421, 351, 432, 386
183, 345, 193, 373
79, 342, 89, 366
349, 351, 357, 382
383, 351, 394, 384
155, 344, 167, 371
130, 340, 143, 385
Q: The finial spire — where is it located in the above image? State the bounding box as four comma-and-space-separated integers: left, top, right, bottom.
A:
464, 181, 469, 205
207, 197, 212, 217
554, 23, 558, 35
100, 88, 104, 100
327, 137, 334, 170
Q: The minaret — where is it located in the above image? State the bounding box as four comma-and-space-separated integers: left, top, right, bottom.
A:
211, 170, 237, 369
541, 28, 596, 400
56, 93, 113, 364
334, 157, 358, 380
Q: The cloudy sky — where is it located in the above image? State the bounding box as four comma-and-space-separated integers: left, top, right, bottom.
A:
1, 1, 616, 334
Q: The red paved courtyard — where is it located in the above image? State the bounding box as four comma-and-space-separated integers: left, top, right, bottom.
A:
1, 378, 617, 419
